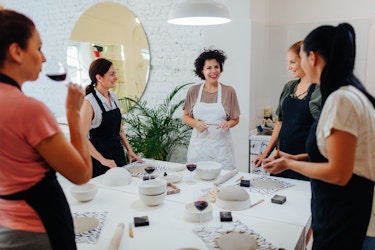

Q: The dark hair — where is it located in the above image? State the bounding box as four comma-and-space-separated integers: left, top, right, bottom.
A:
302, 23, 375, 107
194, 49, 227, 80
85, 58, 113, 95
0, 8, 35, 67
289, 40, 303, 56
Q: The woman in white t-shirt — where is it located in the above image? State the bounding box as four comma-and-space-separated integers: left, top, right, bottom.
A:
263, 23, 375, 250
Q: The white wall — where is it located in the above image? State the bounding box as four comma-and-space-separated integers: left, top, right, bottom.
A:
202, 0, 251, 172
249, 0, 375, 130
1, 0, 251, 172
2, 0, 374, 172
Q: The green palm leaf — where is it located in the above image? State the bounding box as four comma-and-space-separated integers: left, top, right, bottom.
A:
122, 83, 193, 161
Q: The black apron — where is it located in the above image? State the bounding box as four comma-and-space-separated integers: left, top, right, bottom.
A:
274, 83, 316, 181
89, 90, 126, 177
0, 73, 76, 250
306, 118, 374, 250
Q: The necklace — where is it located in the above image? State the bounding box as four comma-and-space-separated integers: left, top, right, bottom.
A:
293, 89, 308, 98
293, 83, 311, 99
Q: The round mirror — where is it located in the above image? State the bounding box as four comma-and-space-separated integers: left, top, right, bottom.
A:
68, 2, 150, 113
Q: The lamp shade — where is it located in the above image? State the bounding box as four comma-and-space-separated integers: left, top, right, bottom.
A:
168, 0, 231, 26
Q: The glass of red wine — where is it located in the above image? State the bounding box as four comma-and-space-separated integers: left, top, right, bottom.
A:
194, 189, 209, 226
144, 166, 155, 180
185, 163, 197, 184
43, 58, 68, 83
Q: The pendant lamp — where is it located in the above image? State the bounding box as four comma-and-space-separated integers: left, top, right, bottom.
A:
168, 0, 231, 26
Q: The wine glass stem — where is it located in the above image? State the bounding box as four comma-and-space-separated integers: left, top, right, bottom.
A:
200, 212, 203, 227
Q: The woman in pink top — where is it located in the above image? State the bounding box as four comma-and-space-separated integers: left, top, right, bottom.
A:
0, 8, 92, 250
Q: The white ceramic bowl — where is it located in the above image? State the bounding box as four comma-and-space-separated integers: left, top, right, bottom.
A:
195, 161, 222, 180
102, 167, 132, 187
139, 191, 166, 206
138, 179, 167, 195
70, 183, 98, 202
184, 203, 213, 222
216, 185, 251, 211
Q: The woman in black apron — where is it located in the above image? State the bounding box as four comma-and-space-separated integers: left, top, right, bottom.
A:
263, 23, 375, 249
276, 81, 317, 180
0, 9, 92, 249
81, 58, 142, 178
253, 41, 321, 181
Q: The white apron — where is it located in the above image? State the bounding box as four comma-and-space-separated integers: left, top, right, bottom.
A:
187, 83, 235, 170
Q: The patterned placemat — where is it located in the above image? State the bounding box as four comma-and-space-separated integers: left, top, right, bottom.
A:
73, 211, 108, 244
124, 160, 169, 178
248, 176, 295, 195
193, 220, 277, 250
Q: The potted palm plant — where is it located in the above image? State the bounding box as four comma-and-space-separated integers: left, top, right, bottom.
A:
122, 83, 193, 161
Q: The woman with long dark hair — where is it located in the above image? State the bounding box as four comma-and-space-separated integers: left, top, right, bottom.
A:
264, 23, 375, 249
81, 58, 142, 177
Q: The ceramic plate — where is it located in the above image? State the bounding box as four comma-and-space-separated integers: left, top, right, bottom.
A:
73, 217, 99, 234
216, 232, 258, 250
158, 171, 182, 183
250, 178, 284, 189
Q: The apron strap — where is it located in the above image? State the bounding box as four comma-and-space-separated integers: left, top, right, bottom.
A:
0, 170, 76, 250
197, 83, 204, 103
197, 82, 222, 103
0, 73, 21, 91
92, 89, 119, 113
92, 89, 107, 113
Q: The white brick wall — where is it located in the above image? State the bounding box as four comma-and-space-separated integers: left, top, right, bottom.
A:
2, 0, 203, 117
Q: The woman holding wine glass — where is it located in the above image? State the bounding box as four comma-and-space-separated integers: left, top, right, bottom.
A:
81, 58, 143, 177
0, 8, 92, 250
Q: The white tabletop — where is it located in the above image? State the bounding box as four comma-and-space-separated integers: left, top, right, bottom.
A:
60, 160, 311, 250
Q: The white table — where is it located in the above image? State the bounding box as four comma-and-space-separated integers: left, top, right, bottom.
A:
60, 160, 311, 250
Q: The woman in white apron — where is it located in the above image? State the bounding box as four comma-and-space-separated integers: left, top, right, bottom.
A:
183, 49, 240, 170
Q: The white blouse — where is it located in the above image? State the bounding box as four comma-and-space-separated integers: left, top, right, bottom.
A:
316, 85, 375, 182
85, 90, 120, 129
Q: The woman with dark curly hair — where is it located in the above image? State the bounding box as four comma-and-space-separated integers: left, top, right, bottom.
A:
183, 49, 240, 170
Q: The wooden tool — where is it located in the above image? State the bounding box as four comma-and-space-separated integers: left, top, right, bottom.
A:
250, 199, 265, 208
276, 139, 280, 158
129, 223, 134, 238
108, 223, 125, 250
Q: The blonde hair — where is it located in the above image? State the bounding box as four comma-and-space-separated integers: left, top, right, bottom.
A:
288, 40, 304, 57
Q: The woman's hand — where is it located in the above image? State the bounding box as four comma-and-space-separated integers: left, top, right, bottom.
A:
262, 156, 291, 175
127, 150, 144, 163
100, 158, 117, 168
217, 121, 231, 130
195, 120, 209, 133
65, 83, 84, 114
253, 152, 268, 167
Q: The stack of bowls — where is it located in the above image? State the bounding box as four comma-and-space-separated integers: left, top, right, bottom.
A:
138, 179, 167, 206
70, 183, 98, 202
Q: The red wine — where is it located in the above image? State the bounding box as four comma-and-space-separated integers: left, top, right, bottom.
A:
144, 166, 155, 174
194, 200, 208, 211
186, 164, 197, 172
46, 74, 66, 81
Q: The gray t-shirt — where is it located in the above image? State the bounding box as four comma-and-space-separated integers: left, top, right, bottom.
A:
275, 79, 321, 121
